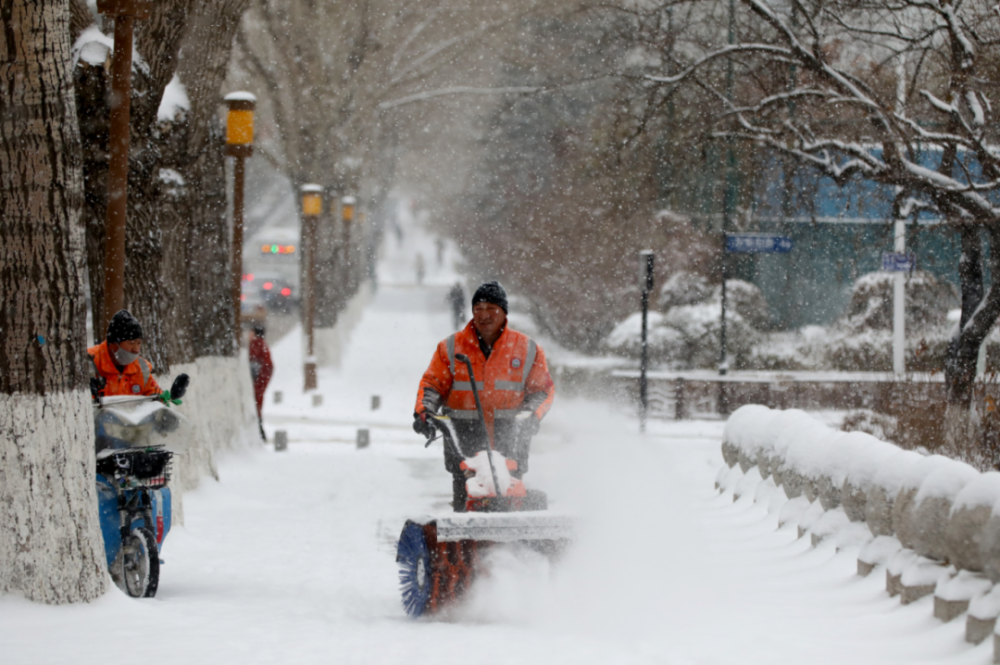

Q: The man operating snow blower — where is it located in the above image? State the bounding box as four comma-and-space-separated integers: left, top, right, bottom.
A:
399, 282, 566, 618
413, 281, 555, 511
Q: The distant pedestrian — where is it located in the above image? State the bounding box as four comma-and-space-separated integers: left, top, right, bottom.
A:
249, 324, 273, 441
448, 282, 465, 330
435, 238, 445, 266
416, 253, 426, 286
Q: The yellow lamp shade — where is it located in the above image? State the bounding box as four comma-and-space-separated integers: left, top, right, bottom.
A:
302, 193, 323, 216
226, 109, 254, 145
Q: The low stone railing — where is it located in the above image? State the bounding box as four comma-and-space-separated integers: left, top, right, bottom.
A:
720, 405, 1000, 657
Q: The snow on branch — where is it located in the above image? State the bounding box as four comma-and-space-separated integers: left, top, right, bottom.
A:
377, 86, 543, 110
643, 43, 792, 85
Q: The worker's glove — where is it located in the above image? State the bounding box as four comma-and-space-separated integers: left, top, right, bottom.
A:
413, 412, 436, 439
89, 376, 106, 401
158, 390, 183, 407
516, 411, 540, 437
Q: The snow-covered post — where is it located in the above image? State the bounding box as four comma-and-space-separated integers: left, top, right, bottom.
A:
639, 250, 655, 432
301, 184, 324, 392
893, 219, 906, 376
224, 91, 256, 342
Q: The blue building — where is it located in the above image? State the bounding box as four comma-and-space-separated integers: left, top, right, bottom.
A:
691, 146, 982, 330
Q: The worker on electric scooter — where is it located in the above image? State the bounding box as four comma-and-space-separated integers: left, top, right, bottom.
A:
88, 309, 162, 400
413, 281, 555, 511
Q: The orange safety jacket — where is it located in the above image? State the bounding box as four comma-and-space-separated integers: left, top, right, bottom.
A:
415, 322, 555, 447
88, 341, 161, 398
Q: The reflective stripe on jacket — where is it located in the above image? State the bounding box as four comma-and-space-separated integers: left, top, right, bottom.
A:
415, 322, 555, 446
88, 341, 161, 397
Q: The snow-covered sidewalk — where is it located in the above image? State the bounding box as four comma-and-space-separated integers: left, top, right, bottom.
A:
0, 206, 986, 664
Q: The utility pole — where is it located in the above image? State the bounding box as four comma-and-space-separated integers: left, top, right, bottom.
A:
97, 0, 151, 332
720, 0, 737, 380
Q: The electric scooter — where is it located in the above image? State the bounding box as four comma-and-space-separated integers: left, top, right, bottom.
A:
93, 374, 191, 598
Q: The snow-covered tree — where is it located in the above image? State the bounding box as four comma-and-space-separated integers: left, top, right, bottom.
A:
0, 0, 107, 603
626, 0, 1000, 448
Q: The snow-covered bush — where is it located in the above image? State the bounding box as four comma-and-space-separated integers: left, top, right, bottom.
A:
603, 311, 685, 360
842, 271, 955, 332
750, 270, 958, 372
657, 271, 710, 310
605, 273, 765, 368
822, 270, 954, 371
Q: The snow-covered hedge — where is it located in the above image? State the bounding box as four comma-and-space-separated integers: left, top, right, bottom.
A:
719, 405, 1000, 644
605, 274, 763, 367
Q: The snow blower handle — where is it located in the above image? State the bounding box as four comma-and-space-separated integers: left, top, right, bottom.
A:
453, 353, 504, 500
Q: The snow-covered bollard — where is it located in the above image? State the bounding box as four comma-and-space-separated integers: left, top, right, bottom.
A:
865, 450, 924, 537
777, 461, 806, 499
840, 433, 898, 522
946, 473, 1000, 573
273, 390, 283, 404
809, 507, 854, 547
721, 441, 740, 468
796, 500, 826, 540
718, 464, 745, 495
356, 428, 370, 449
968, 586, 1000, 644
892, 455, 952, 549
733, 466, 762, 502
900, 557, 953, 605
858, 535, 902, 577
312, 393, 323, 407
976, 496, 1000, 584
274, 430, 288, 451
886, 548, 920, 597
934, 570, 992, 623
721, 404, 775, 471
766, 408, 817, 490
783, 422, 842, 505
816, 432, 866, 511
909, 461, 979, 562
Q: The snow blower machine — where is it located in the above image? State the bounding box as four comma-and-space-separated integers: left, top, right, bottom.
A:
396, 353, 572, 618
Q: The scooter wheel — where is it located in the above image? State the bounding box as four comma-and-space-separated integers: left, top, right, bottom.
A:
119, 527, 160, 598
396, 521, 431, 617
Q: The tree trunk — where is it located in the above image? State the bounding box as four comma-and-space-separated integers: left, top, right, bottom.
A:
0, 0, 108, 603
944, 225, 1000, 466
177, 0, 250, 359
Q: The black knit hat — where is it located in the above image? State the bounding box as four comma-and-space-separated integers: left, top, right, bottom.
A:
472, 281, 508, 314
106, 309, 143, 344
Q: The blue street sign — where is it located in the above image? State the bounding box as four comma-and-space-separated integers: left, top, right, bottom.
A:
882, 252, 915, 272
725, 234, 793, 254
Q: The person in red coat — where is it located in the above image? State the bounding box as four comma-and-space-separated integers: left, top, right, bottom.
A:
249, 324, 273, 441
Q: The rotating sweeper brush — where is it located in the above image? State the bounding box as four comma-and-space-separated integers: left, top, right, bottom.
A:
396, 353, 573, 618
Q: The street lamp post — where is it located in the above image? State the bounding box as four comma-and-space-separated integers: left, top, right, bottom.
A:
97, 0, 151, 333
224, 92, 256, 344
341, 196, 357, 297
301, 184, 323, 391
639, 250, 655, 433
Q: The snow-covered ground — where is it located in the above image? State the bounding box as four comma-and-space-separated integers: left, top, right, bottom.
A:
0, 202, 988, 664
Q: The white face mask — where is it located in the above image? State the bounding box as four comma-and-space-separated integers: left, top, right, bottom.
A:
113, 347, 139, 366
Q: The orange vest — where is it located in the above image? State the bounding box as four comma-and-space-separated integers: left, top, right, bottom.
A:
88, 341, 160, 398
416, 323, 554, 445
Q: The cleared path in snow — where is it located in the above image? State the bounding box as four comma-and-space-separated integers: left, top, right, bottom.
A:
0, 205, 985, 664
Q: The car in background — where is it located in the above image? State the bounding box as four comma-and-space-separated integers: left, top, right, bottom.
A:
245, 272, 298, 313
